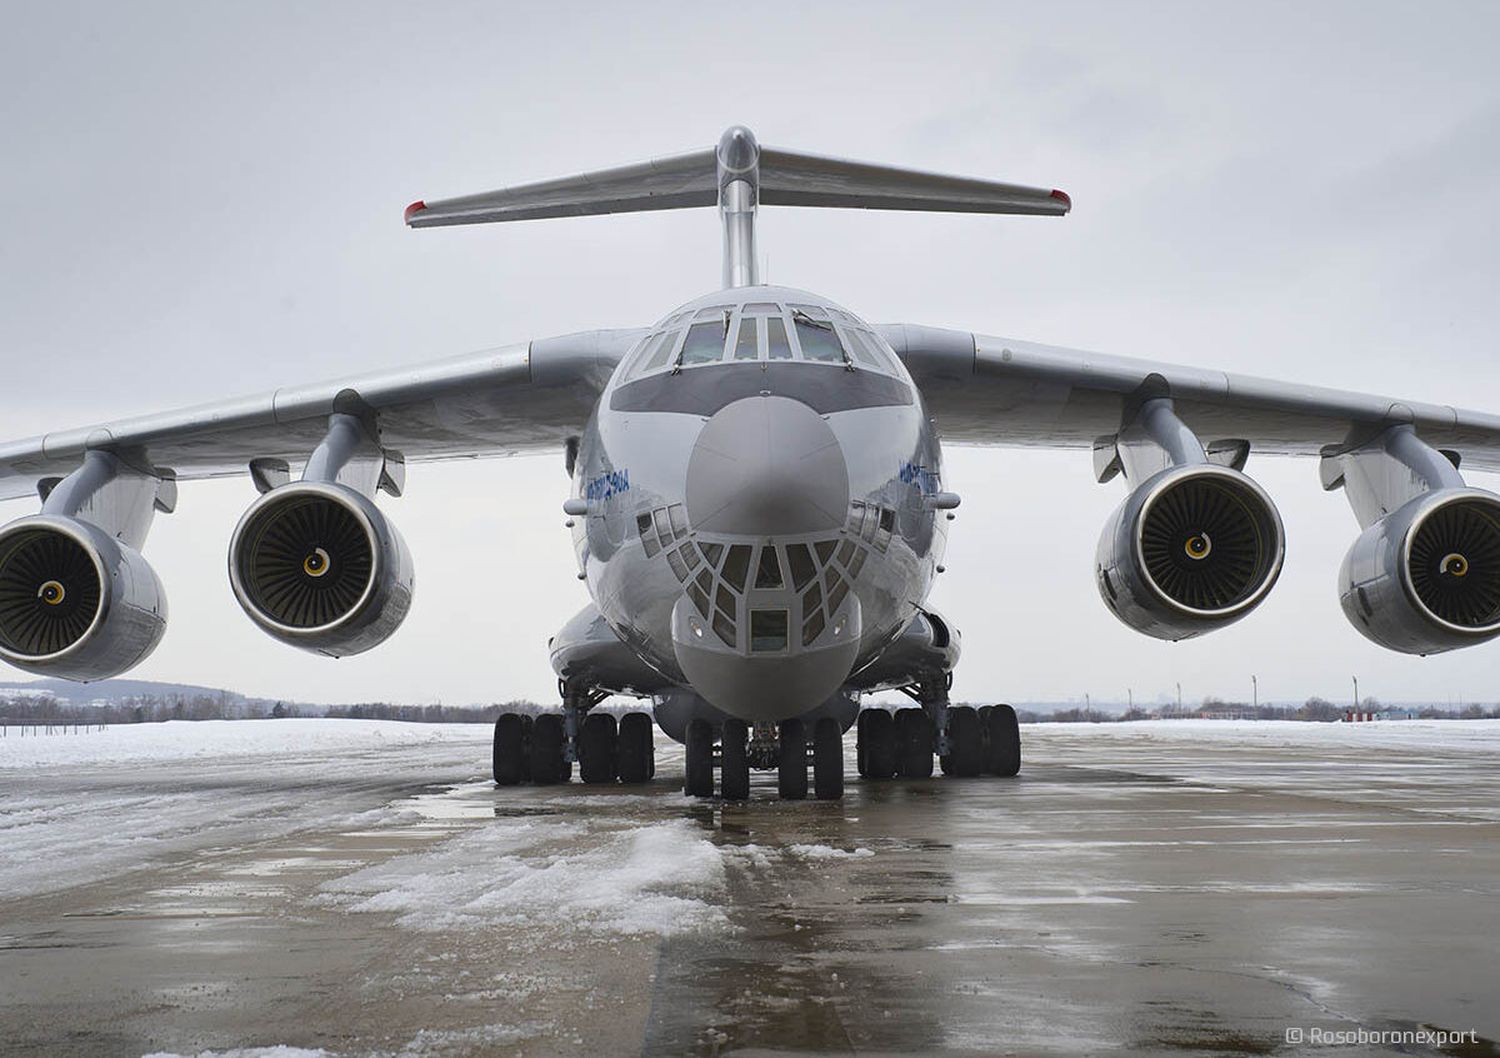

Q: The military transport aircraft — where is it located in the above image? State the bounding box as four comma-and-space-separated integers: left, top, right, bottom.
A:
3, 126, 1499, 799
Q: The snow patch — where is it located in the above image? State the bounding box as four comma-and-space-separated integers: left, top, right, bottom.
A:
0, 719, 488, 770
142, 1048, 331, 1058
787, 844, 875, 860
321, 819, 734, 938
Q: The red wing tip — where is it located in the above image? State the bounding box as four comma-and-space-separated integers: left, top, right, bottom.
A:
404, 200, 427, 223
1050, 188, 1072, 210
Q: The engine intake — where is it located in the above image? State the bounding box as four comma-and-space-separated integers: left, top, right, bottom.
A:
1341, 489, 1500, 654
1097, 465, 1285, 640
0, 516, 166, 680
229, 482, 413, 656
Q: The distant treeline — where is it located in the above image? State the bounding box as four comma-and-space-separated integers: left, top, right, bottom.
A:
1001, 696, 1500, 724
1, 693, 1496, 725
0, 694, 542, 725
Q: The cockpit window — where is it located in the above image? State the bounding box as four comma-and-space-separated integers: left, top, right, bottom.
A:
617, 300, 908, 384
846, 330, 882, 367
766, 316, 793, 360
679, 312, 730, 366
791, 310, 845, 364
638, 328, 683, 373
853, 330, 902, 374
731, 316, 760, 359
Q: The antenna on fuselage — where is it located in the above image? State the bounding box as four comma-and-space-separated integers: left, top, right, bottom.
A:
403, 126, 1070, 291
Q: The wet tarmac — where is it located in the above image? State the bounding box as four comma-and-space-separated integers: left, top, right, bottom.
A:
2, 721, 1498, 1057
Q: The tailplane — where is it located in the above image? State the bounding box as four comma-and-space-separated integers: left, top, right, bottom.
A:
404, 126, 1070, 287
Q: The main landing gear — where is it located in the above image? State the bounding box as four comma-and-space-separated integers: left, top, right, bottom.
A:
683, 715, 845, 801
856, 678, 1021, 781
491, 680, 656, 787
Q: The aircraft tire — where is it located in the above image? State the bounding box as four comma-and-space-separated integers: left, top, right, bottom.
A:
861, 709, 897, 780
855, 710, 872, 777
778, 718, 808, 800
984, 703, 1021, 776
579, 712, 618, 784
895, 708, 934, 778
492, 712, 528, 786
721, 718, 750, 800
940, 706, 984, 777
813, 717, 844, 800
684, 718, 715, 798
530, 714, 568, 785
617, 712, 654, 784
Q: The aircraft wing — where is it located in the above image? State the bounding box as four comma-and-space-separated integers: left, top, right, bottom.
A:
0, 328, 646, 501
880, 324, 1500, 472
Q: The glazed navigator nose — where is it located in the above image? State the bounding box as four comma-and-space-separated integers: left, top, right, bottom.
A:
685, 396, 849, 536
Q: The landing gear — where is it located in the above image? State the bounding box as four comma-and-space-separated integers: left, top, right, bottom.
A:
894, 674, 1020, 780
856, 709, 897, 780
894, 708, 934, 778
492, 713, 529, 785
617, 711, 655, 784
813, 717, 844, 800
940, 705, 984, 777
529, 713, 570, 784
720, 718, 750, 801
983, 703, 1021, 776
778, 717, 808, 800
578, 712, 618, 784
684, 718, 715, 798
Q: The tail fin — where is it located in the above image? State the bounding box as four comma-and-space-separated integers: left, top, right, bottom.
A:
405, 126, 1069, 286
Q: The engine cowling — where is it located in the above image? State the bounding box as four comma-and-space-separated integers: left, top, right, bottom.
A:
0, 516, 167, 680
228, 482, 414, 656
1340, 488, 1500, 654
1096, 464, 1285, 640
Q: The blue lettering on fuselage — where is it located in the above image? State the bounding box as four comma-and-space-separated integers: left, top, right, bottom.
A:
585, 468, 630, 502
898, 460, 939, 495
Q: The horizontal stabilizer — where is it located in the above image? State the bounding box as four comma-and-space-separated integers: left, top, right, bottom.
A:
758, 148, 1069, 216
405, 149, 718, 227
405, 131, 1070, 228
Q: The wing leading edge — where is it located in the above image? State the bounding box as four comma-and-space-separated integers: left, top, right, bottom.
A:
0, 328, 645, 501
881, 323, 1500, 471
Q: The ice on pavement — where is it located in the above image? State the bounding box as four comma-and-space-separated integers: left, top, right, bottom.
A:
320, 817, 735, 938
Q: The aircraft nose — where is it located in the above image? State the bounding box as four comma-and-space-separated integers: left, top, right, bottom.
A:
685, 396, 849, 536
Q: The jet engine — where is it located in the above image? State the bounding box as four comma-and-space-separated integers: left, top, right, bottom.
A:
0, 516, 167, 680
228, 481, 414, 656
1340, 488, 1500, 654
1096, 464, 1285, 640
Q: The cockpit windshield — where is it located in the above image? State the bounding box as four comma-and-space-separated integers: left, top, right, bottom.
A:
618, 300, 906, 383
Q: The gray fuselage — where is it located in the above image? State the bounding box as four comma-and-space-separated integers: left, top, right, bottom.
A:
570, 285, 948, 723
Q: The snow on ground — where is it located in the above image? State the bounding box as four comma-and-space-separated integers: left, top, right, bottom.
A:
0, 718, 488, 769
0, 720, 489, 900
318, 817, 735, 940
1027, 718, 1500, 752
143, 1049, 330, 1058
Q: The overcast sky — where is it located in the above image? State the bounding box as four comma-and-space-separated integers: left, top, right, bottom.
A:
3, 2, 1500, 708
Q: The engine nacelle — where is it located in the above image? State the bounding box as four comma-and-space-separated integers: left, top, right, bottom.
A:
1096, 464, 1285, 640
228, 481, 414, 657
1340, 488, 1500, 654
0, 516, 167, 680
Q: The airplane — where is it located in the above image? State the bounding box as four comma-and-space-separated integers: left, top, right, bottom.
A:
2, 125, 1499, 801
